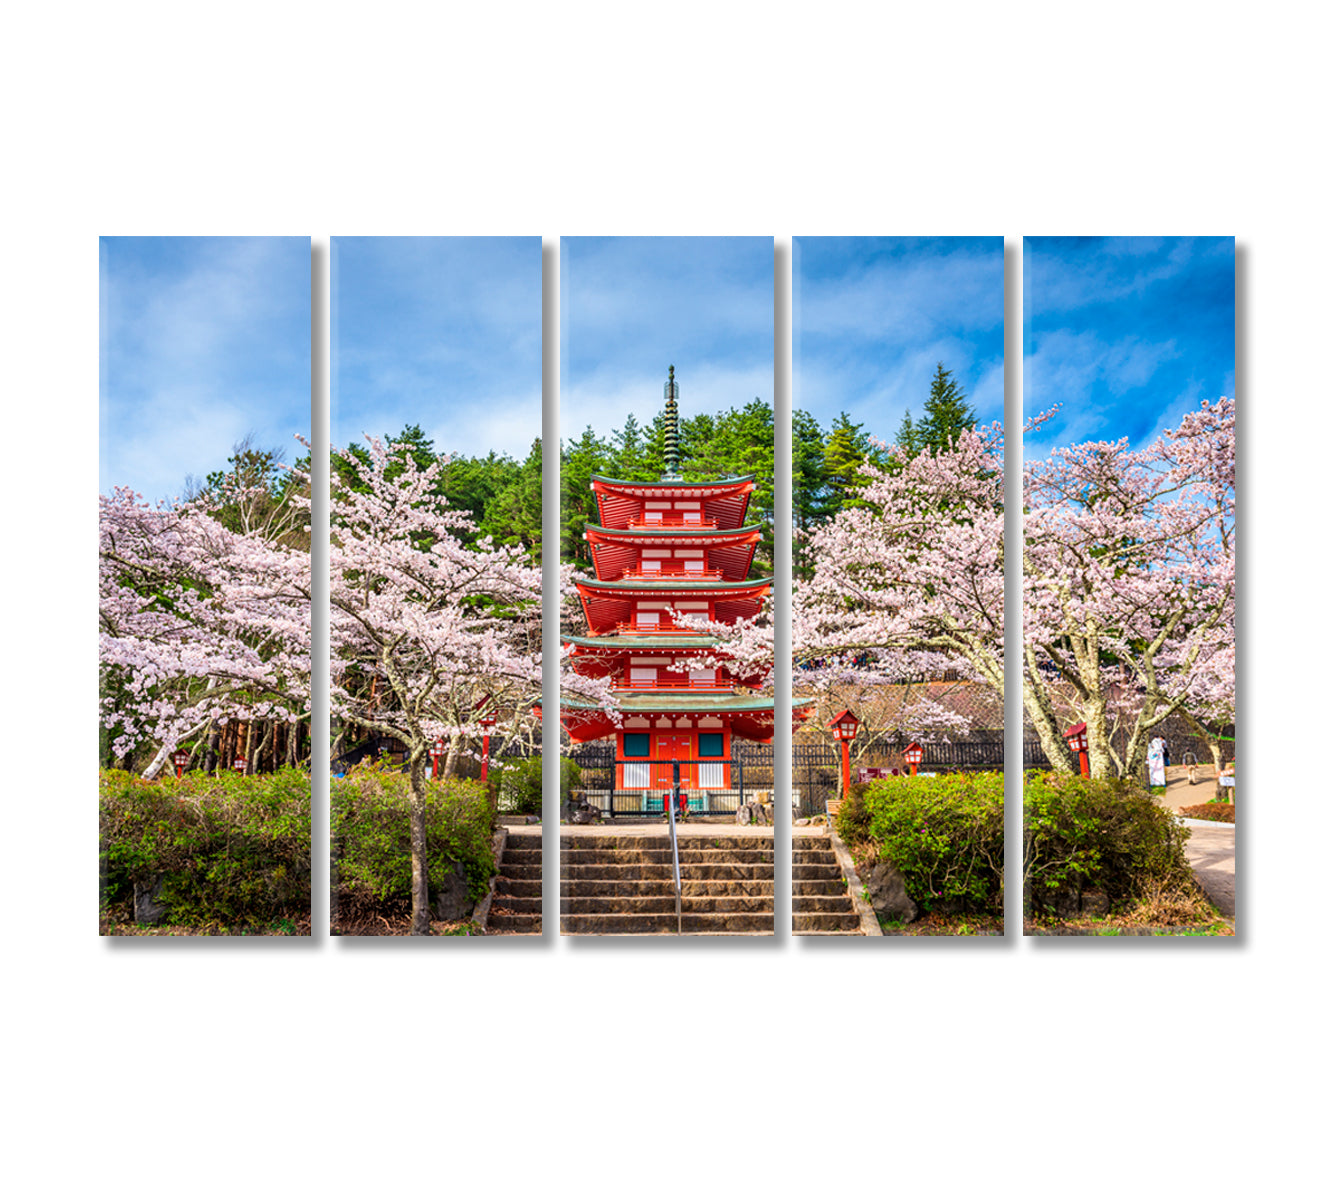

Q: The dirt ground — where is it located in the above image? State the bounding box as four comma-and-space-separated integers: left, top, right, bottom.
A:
1159, 761, 1233, 812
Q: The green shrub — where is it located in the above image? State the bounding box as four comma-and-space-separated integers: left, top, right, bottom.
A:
492, 754, 580, 814
834, 781, 871, 843
846, 772, 1004, 914
99, 767, 311, 926
331, 763, 496, 903
1023, 770, 1194, 911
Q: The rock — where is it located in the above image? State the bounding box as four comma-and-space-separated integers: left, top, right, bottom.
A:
863, 861, 917, 923
133, 875, 169, 924
1052, 886, 1081, 919
571, 808, 598, 824
1080, 890, 1110, 917
795, 818, 810, 826
431, 859, 472, 922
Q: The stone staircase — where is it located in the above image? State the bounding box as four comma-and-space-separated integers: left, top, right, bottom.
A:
485, 832, 542, 935
793, 833, 862, 934
561, 832, 774, 935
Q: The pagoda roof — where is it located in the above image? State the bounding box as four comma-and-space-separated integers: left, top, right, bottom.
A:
590, 474, 754, 492
584, 522, 763, 543
552, 695, 811, 745
560, 694, 787, 715
564, 633, 718, 651
573, 574, 773, 595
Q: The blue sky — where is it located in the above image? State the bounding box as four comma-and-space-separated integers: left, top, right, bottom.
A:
100, 237, 310, 502
794, 237, 1004, 441
560, 237, 773, 440
1024, 236, 1235, 458
332, 237, 541, 458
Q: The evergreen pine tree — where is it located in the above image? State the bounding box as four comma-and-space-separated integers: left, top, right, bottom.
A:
917, 363, 976, 454
894, 408, 920, 459
823, 412, 873, 510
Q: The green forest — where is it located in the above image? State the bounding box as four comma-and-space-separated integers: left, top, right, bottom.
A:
330, 362, 977, 579
193, 363, 976, 578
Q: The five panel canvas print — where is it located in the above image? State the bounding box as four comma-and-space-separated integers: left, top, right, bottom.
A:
98, 236, 1235, 938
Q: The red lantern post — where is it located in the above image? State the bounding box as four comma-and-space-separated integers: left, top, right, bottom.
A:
233, 755, 248, 776
903, 741, 924, 777
173, 751, 189, 780
1064, 721, 1090, 778
828, 708, 860, 799
431, 737, 445, 781
480, 714, 496, 785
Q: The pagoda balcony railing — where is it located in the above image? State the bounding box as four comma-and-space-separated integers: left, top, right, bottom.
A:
613, 621, 703, 635
620, 566, 724, 582
626, 516, 718, 530
614, 676, 731, 691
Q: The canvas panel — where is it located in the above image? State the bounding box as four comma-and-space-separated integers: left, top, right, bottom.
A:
791, 236, 1006, 937
557, 236, 777, 936
98, 236, 313, 936
329, 236, 543, 937
1022, 236, 1236, 935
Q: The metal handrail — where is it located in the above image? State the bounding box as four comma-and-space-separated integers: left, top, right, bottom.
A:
666, 762, 683, 935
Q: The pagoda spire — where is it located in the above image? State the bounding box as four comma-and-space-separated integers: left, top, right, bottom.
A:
662, 364, 682, 481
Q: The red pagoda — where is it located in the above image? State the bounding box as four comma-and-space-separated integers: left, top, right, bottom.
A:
559, 367, 794, 814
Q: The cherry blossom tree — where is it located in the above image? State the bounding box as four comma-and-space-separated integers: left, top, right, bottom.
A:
793, 422, 1007, 746
792, 397, 1235, 782
1023, 397, 1235, 778
99, 483, 311, 779
313, 435, 546, 935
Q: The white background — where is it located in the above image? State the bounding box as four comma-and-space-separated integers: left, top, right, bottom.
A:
5, 3, 1327, 1196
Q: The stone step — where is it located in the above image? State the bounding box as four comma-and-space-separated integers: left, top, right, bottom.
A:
793, 863, 842, 881
561, 911, 774, 936
561, 862, 773, 882
486, 835, 543, 934
793, 851, 837, 865
794, 878, 850, 896
559, 835, 773, 851
793, 910, 861, 933
488, 910, 542, 933
560, 848, 774, 866
561, 878, 773, 899
494, 877, 541, 898
561, 894, 774, 915
501, 848, 542, 865
793, 894, 855, 913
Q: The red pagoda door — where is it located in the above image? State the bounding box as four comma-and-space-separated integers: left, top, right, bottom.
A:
652, 731, 695, 789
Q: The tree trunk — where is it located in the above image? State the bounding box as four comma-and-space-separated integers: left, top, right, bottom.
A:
205, 720, 220, 775
1021, 652, 1077, 773
408, 752, 433, 935
251, 720, 274, 775
443, 732, 462, 780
